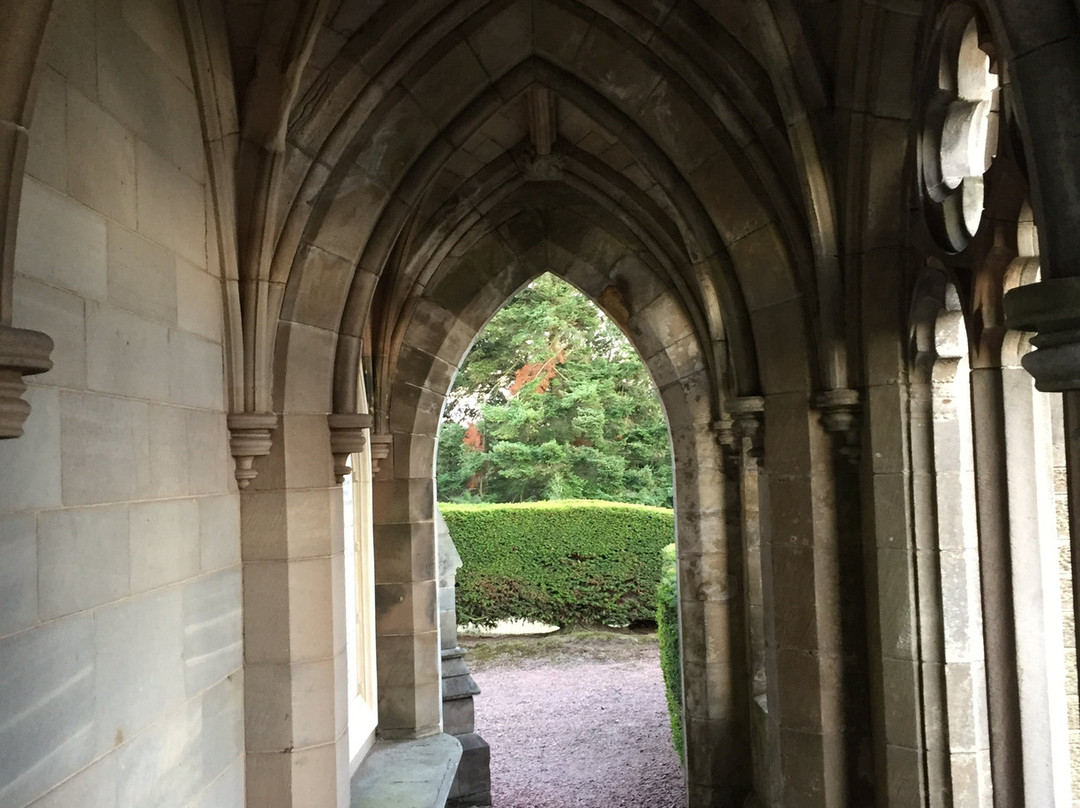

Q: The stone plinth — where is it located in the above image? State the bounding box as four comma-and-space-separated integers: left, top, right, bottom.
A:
437, 509, 491, 806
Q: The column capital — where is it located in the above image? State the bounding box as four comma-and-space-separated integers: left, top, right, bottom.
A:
369, 432, 393, 476
1005, 276, 1080, 391
725, 396, 765, 462
712, 416, 742, 479
813, 388, 861, 464
226, 412, 277, 489
0, 325, 53, 438
328, 412, 372, 484
711, 416, 737, 449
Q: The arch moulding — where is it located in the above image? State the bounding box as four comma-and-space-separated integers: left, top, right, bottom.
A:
369, 216, 755, 806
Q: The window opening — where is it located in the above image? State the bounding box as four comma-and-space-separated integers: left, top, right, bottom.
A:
344, 414, 378, 768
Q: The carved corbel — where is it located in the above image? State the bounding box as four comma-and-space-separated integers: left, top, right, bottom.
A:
369, 433, 392, 476
227, 412, 278, 489
712, 416, 736, 450
0, 326, 53, 438
328, 412, 372, 484
713, 417, 737, 453
711, 416, 740, 478
814, 388, 861, 464
726, 396, 766, 463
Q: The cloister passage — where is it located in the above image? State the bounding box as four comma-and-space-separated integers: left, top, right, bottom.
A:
8, 2, 1080, 808
262, 7, 864, 803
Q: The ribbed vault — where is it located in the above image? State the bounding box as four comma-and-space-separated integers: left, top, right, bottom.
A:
186, 0, 848, 419
194, 6, 841, 805
193, 10, 845, 801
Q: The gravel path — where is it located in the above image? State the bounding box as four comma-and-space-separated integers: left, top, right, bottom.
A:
466, 632, 686, 808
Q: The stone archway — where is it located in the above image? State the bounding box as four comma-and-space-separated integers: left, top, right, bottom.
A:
206, 3, 873, 806
368, 206, 750, 803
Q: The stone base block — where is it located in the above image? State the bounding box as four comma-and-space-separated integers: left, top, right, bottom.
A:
447, 732, 491, 807
443, 695, 476, 736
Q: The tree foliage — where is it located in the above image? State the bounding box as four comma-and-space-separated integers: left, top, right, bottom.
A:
437, 273, 672, 507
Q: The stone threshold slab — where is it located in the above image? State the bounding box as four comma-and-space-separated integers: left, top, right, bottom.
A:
351, 733, 463, 808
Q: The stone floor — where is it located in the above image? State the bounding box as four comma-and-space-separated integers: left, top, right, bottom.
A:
466, 631, 685, 807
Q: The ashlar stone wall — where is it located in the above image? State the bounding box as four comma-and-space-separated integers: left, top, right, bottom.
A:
0, 1, 243, 807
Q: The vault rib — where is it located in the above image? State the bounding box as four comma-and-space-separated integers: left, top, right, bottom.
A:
528, 86, 557, 156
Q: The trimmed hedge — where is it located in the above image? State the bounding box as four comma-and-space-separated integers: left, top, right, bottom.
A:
441, 500, 674, 628
657, 543, 683, 761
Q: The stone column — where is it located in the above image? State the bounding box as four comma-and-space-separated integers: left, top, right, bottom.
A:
241, 413, 351, 808
978, 283, 1075, 804
814, 390, 873, 806
436, 509, 491, 806
997, 366, 1071, 805
675, 413, 751, 808
909, 364, 952, 808
863, 374, 927, 807
912, 327, 993, 808
1006, 278, 1080, 679
750, 391, 853, 808
716, 410, 774, 808
371, 431, 443, 739
968, 365, 1023, 808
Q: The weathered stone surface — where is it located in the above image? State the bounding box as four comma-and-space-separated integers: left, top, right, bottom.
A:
182, 568, 243, 695
60, 391, 151, 505
0, 614, 96, 808
15, 177, 107, 300
39, 504, 130, 618
86, 302, 170, 400
67, 86, 137, 228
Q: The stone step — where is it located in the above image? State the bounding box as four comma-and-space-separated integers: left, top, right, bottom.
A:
350, 734, 463, 808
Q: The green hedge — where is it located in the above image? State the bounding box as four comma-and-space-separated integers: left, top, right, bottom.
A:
441, 500, 674, 628
656, 543, 683, 761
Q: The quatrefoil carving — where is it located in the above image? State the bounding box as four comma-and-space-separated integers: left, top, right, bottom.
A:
920, 8, 1000, 253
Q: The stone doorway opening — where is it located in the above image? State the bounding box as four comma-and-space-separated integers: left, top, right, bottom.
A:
431, 271, 682, 804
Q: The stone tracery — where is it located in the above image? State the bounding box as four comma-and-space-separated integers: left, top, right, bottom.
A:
920, 6, 1001, 254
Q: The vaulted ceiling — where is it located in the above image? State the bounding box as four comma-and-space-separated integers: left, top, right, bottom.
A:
188, 0, 896, 419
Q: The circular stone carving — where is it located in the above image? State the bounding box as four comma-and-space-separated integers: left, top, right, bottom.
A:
919, 7, 1000, 253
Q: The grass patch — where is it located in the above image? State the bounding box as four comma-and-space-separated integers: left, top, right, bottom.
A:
460, 626, 658, 670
